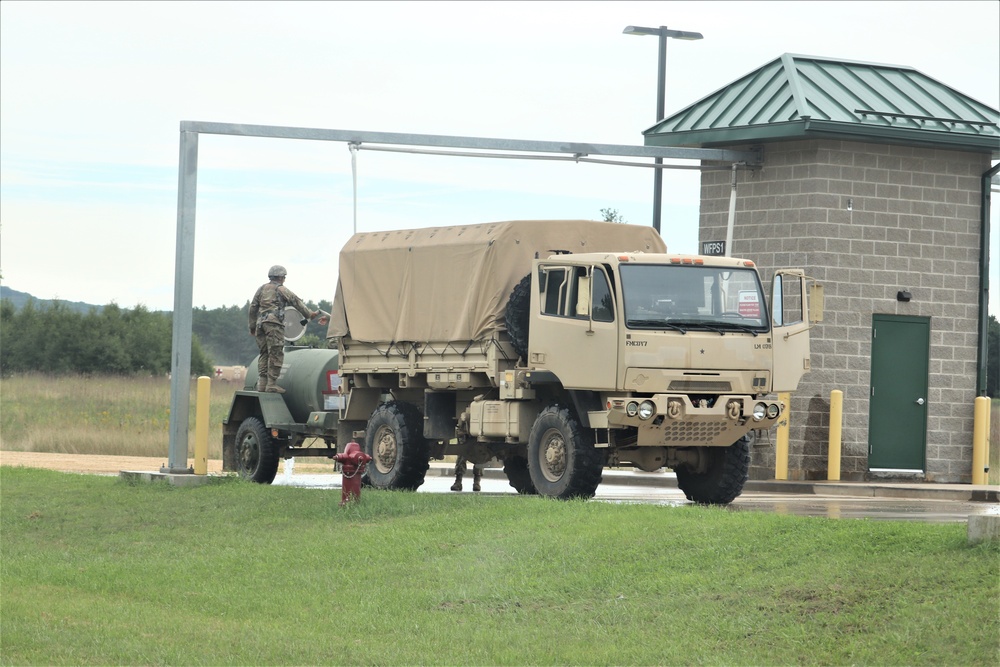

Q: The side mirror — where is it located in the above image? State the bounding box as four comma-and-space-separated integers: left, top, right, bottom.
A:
576, 275, 591, 318
809, 283, 824, 323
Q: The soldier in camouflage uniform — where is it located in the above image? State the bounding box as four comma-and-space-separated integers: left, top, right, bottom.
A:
451, 456, 483, 492
248, 265, 318, 394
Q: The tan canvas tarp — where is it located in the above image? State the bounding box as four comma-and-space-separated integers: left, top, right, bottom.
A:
328, 220, 666, 343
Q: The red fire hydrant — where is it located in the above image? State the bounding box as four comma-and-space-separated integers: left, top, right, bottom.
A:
333, 441, 372, 506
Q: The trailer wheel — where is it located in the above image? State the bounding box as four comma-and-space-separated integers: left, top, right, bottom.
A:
363, 401, 430, 491
234, 417, 279, 484
503, 455, 537, 495
527, 405, 604, 499
675, 436, 751, 505
505, 273, 531, 361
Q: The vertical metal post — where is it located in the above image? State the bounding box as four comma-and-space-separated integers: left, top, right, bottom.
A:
652, 29, 667, 234
194, 376, 211, 475
828, 389, 843, 481
725, 163, 738, 256
972, 396, 990, 485
164, 129, 199, 474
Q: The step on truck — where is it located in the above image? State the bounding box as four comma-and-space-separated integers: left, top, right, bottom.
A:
223, 219, 820, 504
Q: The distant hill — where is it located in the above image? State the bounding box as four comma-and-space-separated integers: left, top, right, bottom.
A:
1, 285, 104, 314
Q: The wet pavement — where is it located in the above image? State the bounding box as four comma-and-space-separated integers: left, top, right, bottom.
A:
272, 462, 1000, 524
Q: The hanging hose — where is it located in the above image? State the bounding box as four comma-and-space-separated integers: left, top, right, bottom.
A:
349, 142, 360, 235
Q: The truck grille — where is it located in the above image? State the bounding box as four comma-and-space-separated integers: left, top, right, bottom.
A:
661, 420, 735, 444
668, 380, 733, 392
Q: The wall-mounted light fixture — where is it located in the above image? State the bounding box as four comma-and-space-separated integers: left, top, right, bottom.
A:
897, 290, 912, 302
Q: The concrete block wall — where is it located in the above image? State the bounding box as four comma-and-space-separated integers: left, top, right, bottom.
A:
698, 139, 989, 482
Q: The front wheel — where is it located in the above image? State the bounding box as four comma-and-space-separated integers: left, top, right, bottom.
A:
234, 417, 279, 484
503, 455, 537, 495
527, 405, 604, 499
363, 401, 430, 491
675, 436, 751, 505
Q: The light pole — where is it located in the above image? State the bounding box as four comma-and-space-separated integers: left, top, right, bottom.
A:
623, 25, 703, 233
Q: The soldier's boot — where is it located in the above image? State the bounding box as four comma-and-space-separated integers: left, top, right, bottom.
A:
264, 380, 285, 394
256, 375, 267, 392
451, 468, 463, 492
472, 470, 482, 493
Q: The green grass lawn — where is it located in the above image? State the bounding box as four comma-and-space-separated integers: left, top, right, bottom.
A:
2, 466, 998, 666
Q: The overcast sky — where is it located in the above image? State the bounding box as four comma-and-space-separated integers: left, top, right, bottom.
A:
1, 0, 998, 313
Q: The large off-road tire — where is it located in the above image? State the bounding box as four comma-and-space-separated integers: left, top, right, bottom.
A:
675, 436, 751, 505
527, 405, 604, 499
503, 455, 537, 495
362, 401, 430, 491
504, 274, 531, 361
234, 416, 280, 484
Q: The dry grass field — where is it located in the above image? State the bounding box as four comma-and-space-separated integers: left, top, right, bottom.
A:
0, 373, 240, 459
1, 374, 997, 482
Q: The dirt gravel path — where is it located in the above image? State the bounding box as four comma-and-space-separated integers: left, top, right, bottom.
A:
0, 451, 224, 475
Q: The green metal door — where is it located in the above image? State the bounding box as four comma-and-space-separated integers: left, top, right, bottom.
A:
867, 315, 930, 471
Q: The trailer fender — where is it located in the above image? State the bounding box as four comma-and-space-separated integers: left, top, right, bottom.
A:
224, 391, 295, 429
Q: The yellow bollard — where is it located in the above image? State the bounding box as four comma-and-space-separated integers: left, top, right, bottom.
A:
194, 376, 211, 475
972, 396, 990, 485
827, 389, 843, 481
775, 392, 790, 480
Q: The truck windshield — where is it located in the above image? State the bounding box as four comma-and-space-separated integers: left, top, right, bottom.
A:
619, 264, 769, 334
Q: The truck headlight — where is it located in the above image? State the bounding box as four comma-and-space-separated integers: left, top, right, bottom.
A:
766, 403, 781, 419
625, 401, 639, 417
752, 402, 767, 421
638, 400, 655, 420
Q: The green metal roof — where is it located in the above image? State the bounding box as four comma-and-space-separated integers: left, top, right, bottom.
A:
644, 54, 1000, 156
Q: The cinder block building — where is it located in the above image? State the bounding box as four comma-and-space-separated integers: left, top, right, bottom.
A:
645, 54, 999, 482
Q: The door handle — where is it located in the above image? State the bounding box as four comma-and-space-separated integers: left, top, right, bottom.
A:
915, 398, 925, 405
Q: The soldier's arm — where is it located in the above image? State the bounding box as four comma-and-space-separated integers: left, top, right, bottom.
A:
280, 287, 316, 319
248, 287, 262, 333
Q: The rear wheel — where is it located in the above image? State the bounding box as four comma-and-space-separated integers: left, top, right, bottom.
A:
527, 405, 604, 499
363, 401, 430, 490
675, 437, 751, 505
234, 417, 279, 484
503, 455, 537, 495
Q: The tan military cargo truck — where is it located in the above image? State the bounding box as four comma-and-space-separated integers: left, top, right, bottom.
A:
326, 220, 819, 504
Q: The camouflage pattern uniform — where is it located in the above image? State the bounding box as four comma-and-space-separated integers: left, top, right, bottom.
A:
248, 271, 314, 393
451, 456, 483, 492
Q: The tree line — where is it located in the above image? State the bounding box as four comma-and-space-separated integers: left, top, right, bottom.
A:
191, 299, 332, 366
0, 297, 331, 376
1, 296, 997, 397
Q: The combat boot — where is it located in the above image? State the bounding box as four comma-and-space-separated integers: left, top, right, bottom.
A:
265, 381, 285, 394
450, 479, 462, 492
473, 470, 482, 492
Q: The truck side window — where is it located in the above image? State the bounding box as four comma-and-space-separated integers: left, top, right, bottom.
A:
539, 265, 591, 319
776, 273, 803, 326
591, 269, 614, 322
540, 267, 568, 316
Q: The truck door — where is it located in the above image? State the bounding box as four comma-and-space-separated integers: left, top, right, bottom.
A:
771, 270, 812, 392
529, 263, 618, 390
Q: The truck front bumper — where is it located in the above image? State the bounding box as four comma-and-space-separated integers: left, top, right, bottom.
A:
604, 394, 782, 447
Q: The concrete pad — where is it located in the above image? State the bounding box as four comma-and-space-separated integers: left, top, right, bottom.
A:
119, 470, 217, 487
967, 514, 1000, 544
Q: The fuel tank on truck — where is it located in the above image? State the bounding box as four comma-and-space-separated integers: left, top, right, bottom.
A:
244, 347, 340, 424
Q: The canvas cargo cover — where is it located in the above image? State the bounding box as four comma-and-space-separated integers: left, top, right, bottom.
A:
328, 220, 666, 343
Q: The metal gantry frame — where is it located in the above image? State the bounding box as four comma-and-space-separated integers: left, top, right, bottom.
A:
164, 121, 762, 472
